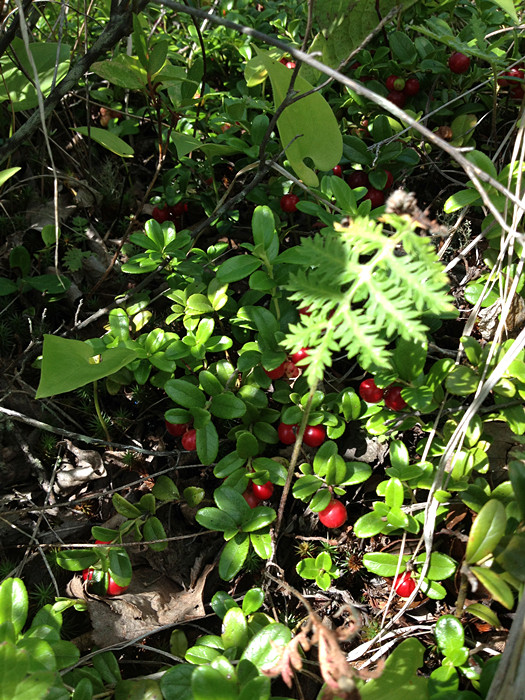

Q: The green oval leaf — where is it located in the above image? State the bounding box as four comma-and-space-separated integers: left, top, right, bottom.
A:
165, 379, 206, 409
217, 256, 262, 283
241, 623, 292, 671
210, 392, 247, 419
219, 533, 250, 581
470, 567, 514, 609
73, 126, 134, 158
465, 499, 506, 565
143, 516, 168, 552
0, 578, 28, 635
197, 422, 219, 466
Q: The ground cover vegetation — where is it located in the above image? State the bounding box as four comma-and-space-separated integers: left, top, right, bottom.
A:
0, 0, 524, 698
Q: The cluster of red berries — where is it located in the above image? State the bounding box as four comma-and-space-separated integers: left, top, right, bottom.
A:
385, 74, 421, 109
498, 66, 525, 101
165, 419, 197, 451
242, 480, 274, 508
263, 346, 309, 381
82, 541, 129, 596
277, 421, 326, 447
280, 56, 296, 70
346, 169, 394, 208
358, 377, 407, 411
152, 202, 188, 224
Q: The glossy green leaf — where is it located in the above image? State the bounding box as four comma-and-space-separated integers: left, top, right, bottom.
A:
435, 615, 464, 655
241, 506, 276, 532
393, 338, 427, 382
362, 553, 403, 577
183, 486, 205, 508
143, 517, 168, 552
195, 507, 239, 532
508, 460, 525, 520
0, 167, 20, 188
214, 487, 251, 522
340, 388, 361, 421
0, 578, 28, 635
357, 637, 427, 699
152, 476, 180, 502
245, 52, 342, 187
241, 623, 292, 672
496, 533, 525, 581
353, 511, 386, 538
160, 664, 194, 700
236, 431, 260, 459
196, 422, 219, 465
217, 255, 262, 283
242, 588, 264, 616
465, 603, 501, 629
250, 532, 273, 559
165, 379, 206, 409
192, 665, 237, 700
219, 533, 250, 581
445, 365, 479, 396
108, 547, 132, 587
112, 493, 142, 518
92, 651, 121, 685
389, 440, 409, 470
415, 552, 457, 580
222, 607, 248, 650
56, 550, 98, 572
465, 499, 506, 564
443, 188, 481, 213
210, 393, 247, 419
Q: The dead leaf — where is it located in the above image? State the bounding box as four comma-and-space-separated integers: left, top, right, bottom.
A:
67, 564, 213, 646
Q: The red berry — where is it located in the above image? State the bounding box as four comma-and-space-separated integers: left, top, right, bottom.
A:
283, 361, 300, 379
82, 568, 94, 582
393, 572, 416, 597
364, 188, 385, 208
264, 362, 287, 380
243, 489, 261, 508
95, 540, 111, 545
403, 77, 420, 96
347, 171, 369, 189
252, 481, 274, 500
107, 575, 129, 596
384, 386, 407, 411
303, 425, 326, 447
278, 423, 298, 445
386, 90, 407, 108
280, 193, 300, 213
385, 75, 402, 91
511, 85, 525, 100
181, 429, 197, 450
152, 205, 169, 223
290, 347, 309, 365
507, 67, 525, 81
318, 499, 347, 528
332, 165, 343, 177
170, 202, 188, 217
448, 52, 470, 74
165, 419, 191, 437
359, 378, 384, 403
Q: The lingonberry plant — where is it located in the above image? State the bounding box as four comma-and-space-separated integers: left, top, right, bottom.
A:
5, 0, 525, 697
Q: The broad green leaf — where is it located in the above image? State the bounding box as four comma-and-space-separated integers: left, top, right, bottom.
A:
222, 607, 248, 650
197, 421, 219, 465
191, 665, 237, 700
362, 552, 405, 577
444, 188, 481, 213
241, 506, 277, 532
415, 552, 457, 580
357, 638, 427, 699
445, 365, 479, 396
470, 567, 514, 609
91, 55, 147, 89
143, 517, 168, 552
35, 335, 137, 398
509, 460, 525, 520
354, 511, 386, 538
465, 499, 506, 564
241, 623, 292, 671
389, 440, 409, 470
195, 507, 238, 532
236, 431, 260, 459
219, 533, 250, 581
393, 338, 427, 381
152, 476, 180, 502
435, 615, 465, 654
250, 532, 273, 559
0, 578, 28, 635
92, 651, 121, 685
165, 379, 206, 409
217, 256, 262, 283
245, 52, 342, 187
0, 278, 18, 296
160, 665, 194, 700
210, 393, 247, 419
73, 127, 134, 158
108, 548, 132, 587
496, 533, 525, 582
0, 642, 30, 696
465, 150, 498, 179
242, 588, 264, 616
56, 550, 98, 572
487, 0, 518, 22
112, 493, 142, 518
214, 487, 250, 523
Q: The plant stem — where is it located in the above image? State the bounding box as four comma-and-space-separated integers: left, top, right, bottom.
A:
93, 380, 110, 443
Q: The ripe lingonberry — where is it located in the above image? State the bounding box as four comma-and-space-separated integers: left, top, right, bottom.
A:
448, 52, 470, 74
386, 75, 403, 92
384, 386, 407, 411
384, 170, 394, 189
283, 361, 300, 378
243, 489, 261, 508
332, 165, 343, 177
280, 193, 300, 213
318, 499, 347, 528
165, 419, 191, 437
106, 576, 129, 596
393, 572, 416, 597
252, 481, 274, 500
403, 77, 420, 96
290, 348, 309, 365
359, 378, 384, 403
278, 423, 298, 445
364, 188, 385, 208
264, 362, 287, 380
181, 429, 197, 451
347, 171, 369, 189
303, 425, 326, 447
152, 205, 169, 223
387, 90, 407, 108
